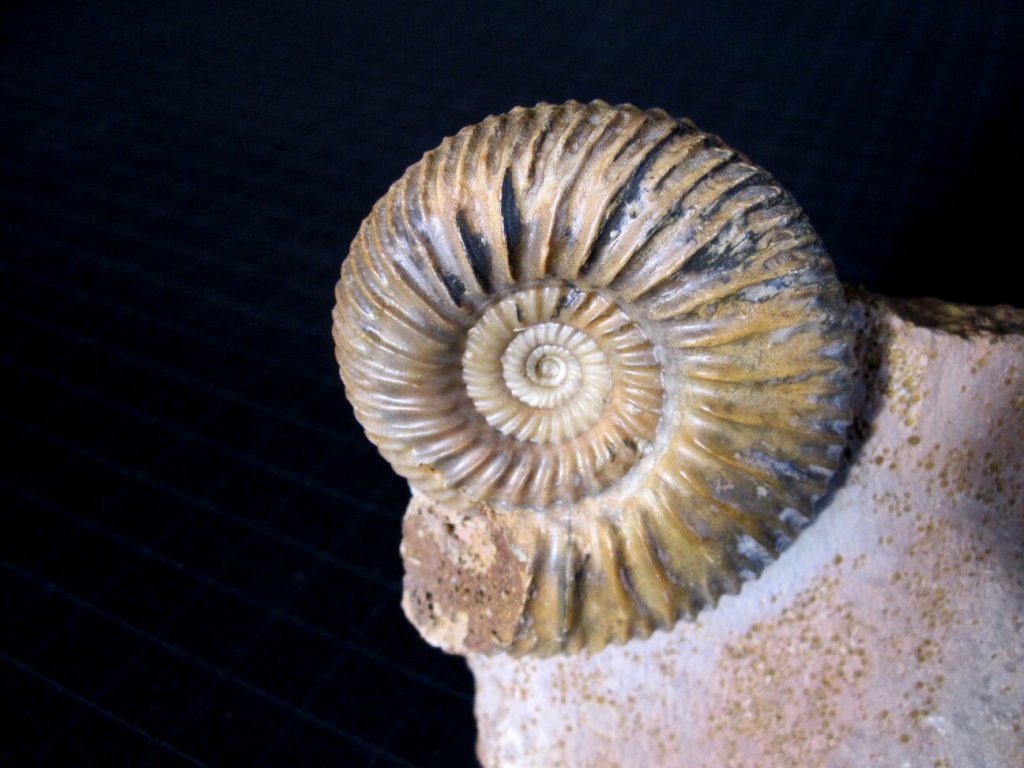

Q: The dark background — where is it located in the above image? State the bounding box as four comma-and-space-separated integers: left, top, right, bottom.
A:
1, 1, 1021, 766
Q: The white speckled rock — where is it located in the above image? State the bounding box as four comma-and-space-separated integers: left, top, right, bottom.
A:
468, 290, 1024, 768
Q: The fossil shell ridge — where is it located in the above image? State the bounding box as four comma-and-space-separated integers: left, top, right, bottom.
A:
333, 101, 853, 656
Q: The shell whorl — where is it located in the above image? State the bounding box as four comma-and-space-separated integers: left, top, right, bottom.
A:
334, 101, 853, 656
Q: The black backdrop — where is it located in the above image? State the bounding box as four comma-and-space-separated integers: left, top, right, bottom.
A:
2, 1, 1021, 766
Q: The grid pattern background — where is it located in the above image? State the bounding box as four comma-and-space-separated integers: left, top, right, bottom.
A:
1, 1, 1021, 765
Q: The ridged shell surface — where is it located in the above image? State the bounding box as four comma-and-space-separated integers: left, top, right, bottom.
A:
333, 101, 853, 656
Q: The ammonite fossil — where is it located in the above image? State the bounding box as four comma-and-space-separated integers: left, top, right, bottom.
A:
333, 101, 853, 657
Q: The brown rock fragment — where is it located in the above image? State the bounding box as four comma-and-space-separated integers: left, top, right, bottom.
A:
401, 493, 531, 654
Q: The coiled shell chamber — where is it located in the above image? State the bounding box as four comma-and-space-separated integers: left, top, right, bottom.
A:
333, 101, 853, 657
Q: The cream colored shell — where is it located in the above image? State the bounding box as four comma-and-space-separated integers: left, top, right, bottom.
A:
333, 101, 853, 656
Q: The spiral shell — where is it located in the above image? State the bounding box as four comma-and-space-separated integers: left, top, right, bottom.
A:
334, 101, 853, 656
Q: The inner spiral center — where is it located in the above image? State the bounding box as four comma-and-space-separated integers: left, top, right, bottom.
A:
532, 351, 564, 386
461, 285, 662, 463
501, 324, 598, 412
